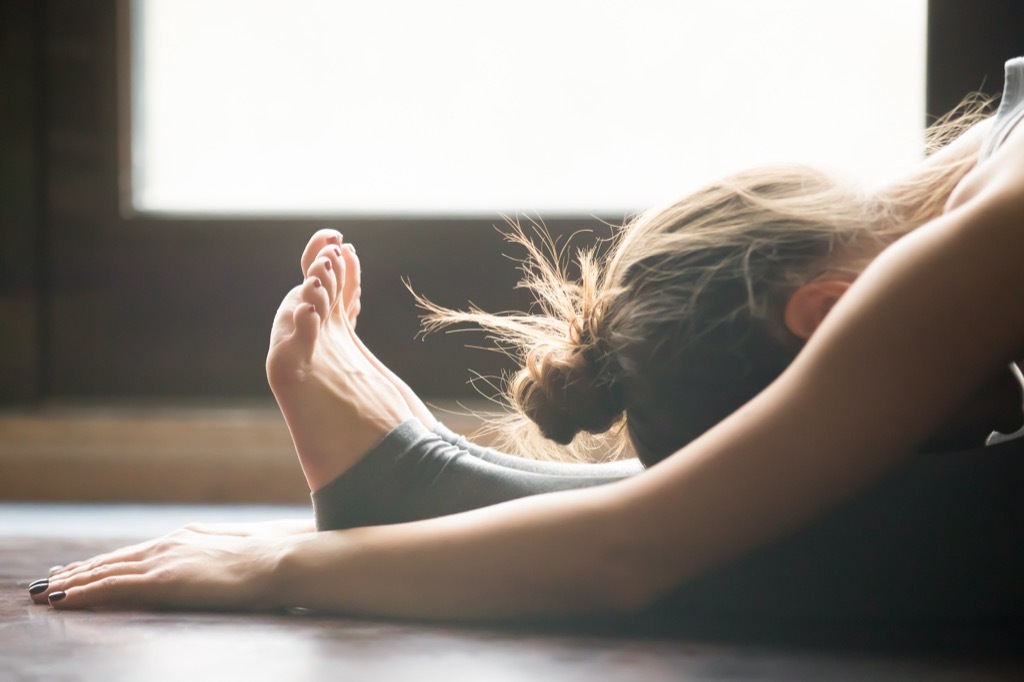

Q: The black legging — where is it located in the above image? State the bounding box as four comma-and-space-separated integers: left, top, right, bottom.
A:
313, 419, 1024, 625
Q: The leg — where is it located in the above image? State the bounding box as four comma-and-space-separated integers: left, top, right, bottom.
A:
275, 231, 641, 529
266, 238, 412, 492
312, 419, 637, 530
432, 422, 643, 477
299, 229, 438, 429
295, 230, 642, 473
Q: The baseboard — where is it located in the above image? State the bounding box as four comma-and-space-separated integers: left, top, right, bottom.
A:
0, 401, 491, 504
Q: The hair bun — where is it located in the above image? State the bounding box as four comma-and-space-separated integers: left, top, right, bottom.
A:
513, 344, 624, 445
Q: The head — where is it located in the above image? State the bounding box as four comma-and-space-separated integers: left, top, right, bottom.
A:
419, 105, 993, 464
514, 165, 897, 465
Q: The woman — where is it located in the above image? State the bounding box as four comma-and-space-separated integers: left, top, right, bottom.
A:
29, 59, 1024, 621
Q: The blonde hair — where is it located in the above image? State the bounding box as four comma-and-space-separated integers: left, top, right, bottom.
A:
417, 98, 991, 465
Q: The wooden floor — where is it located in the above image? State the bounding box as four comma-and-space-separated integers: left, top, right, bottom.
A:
2, 505, 1023, 681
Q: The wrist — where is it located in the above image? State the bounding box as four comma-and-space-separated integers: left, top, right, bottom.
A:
273, 532, 347, 612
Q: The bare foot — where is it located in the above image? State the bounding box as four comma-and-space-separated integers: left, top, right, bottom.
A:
267, 234, 412, 492
298, 229, 437, 429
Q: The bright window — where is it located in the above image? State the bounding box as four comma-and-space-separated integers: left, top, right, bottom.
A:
129, 0, 927, 216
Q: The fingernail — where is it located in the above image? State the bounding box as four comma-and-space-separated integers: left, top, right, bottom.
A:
313, 279, 322, 288
29, 580, 49, 595
324, 261, 332, 271
334, 247, 342, 257
48, 591, 66, 603
326, 234, 340, 244
343, 244, 355, 253
49, 565, 64, 575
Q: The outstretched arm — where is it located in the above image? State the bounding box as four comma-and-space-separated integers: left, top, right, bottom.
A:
37, 126, 1024, 618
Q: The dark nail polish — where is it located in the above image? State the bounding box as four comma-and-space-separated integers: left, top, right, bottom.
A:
29, 578, 49, 589
29, 581, 49, 595
48, 591, 66, 603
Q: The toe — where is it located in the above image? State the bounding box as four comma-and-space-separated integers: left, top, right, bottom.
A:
300, 229, 343, 276
340, 244, 362, 326
290, 299, 321, 359
307, 251, 347, 318
301, 275, 331, 322
313, 243, 345, 279
306, 256, 338, 311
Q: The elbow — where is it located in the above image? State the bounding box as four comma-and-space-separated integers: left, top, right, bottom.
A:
590, 520, 679, 615
562, 487, 684, 616
590, 552, 676, 616
598, 575, 662, 616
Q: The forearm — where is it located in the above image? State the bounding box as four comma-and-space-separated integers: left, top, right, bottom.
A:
281, 487, 645, 619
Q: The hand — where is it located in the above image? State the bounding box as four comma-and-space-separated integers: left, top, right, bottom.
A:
32, 528, 290, 611
47, 519, 315, 577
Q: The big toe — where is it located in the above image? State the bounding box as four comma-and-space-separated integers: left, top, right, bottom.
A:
300, 229, 343, 276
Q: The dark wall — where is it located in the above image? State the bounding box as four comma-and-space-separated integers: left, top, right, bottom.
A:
5, 0, 573, 404
2, 0, 1023, 405
0, 2, 42, 401
927, 0, 1024, 118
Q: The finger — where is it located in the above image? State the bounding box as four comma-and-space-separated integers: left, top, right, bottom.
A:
48, 573, 155, 611
28, 577, 53, 603
51, 561, 81, 576
52, 560, 149, 592
50, 537, 159, 582
35, 560, 147, 604
50, 550, 126, 581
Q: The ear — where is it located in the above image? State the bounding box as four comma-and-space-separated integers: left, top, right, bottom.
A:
783, 279, 853, 340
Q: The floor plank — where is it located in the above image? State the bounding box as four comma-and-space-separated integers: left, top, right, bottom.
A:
2, 504, 1023, 681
